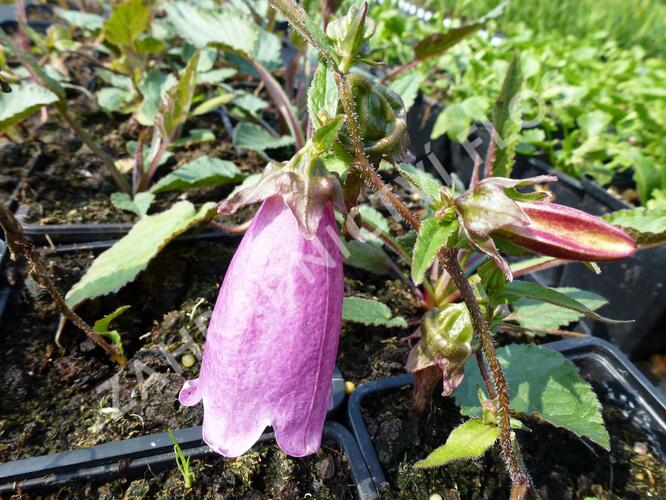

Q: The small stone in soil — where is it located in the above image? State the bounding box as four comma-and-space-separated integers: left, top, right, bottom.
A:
633, 441, 649, 455
315, 456, 336, 480
181, 353, 196, 368
80, 339, 97, 352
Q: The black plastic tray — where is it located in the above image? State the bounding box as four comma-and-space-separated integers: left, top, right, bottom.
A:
347, 336, 666, 492
0, 421, 377, 498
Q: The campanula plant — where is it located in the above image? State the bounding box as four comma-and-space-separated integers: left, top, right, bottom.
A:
175, 2, 657, 497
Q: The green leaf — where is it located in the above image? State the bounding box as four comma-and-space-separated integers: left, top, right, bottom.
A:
497, 280, 631, 324
343, 241, 392, 275
604, 207, 666, 248
191, 92, 236, 116
415, 418, 499, 468
412, 3, 504, 62
93, 305, 131, 355
358, 205, 391, 247
172, 128, 216, 146
510, 287, 607, 331
233, 122, 294, 153
0, 30, 65, 100
455, 344, 609, 449
164, 2, 280, 68
65, 201, 217, 308
197, 68, 237, 85
398, 163, 443, 202
103, 0, 150, 48
412, 217, 458, 285
414, 24, 484, 62
632, 156, 662, 205
150, 156, 244, 193
54, 7, 104, 31
490, 52, 523, 178
137, 70, 177, 125
96, 69, 133, 91
312, 115, 345, 153
431, 103, 472, 141
231, 93, 268, 115
135, 37, 165, 55
342, 297, 407, 328
308, 61, 339, 129
97, 86, 135, 113
577, 110, 612, 137
0, 83, 59, 131
388, 71, 424, 112
110, 192, 155, 217
156, 50, 199, 140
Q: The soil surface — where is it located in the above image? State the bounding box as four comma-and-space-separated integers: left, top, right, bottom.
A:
0, 240, 237, 463
3, 107, 267, 225
361, 383, 666, 499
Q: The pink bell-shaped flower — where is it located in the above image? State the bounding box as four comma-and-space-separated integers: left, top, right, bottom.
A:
180, 196, 343, 457
180, 155, 345, 457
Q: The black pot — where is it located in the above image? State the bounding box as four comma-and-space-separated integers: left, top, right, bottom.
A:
0, 421, 377, 499
347, 337, 666, 493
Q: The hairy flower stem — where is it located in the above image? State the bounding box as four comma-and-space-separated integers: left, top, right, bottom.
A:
56, 104, 131, 194
334, 69, 530, 496
442, 252, 529, 493
0, 207, 128, 366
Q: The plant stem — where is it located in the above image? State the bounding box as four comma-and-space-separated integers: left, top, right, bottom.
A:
334, 69, 530, 495
475, 348, 497, 399
381, 59, 419, 83
441, 251, 528, 489
0, 207, 127, 366
56, 104, 131, 194
250, 60, 305, 149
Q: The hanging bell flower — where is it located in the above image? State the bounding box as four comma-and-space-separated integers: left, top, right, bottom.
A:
179, 145, 346, 457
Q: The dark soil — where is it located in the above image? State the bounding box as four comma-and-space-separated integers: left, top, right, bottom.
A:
361, 384, 666, 499
0, 239, 238, 462
338, 273, 419, 384
15, 438, 354, 500
6, 109, 266, 225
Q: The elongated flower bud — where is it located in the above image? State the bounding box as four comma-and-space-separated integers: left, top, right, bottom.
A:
180, 196, 343, 457
499, 201, 637, 261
